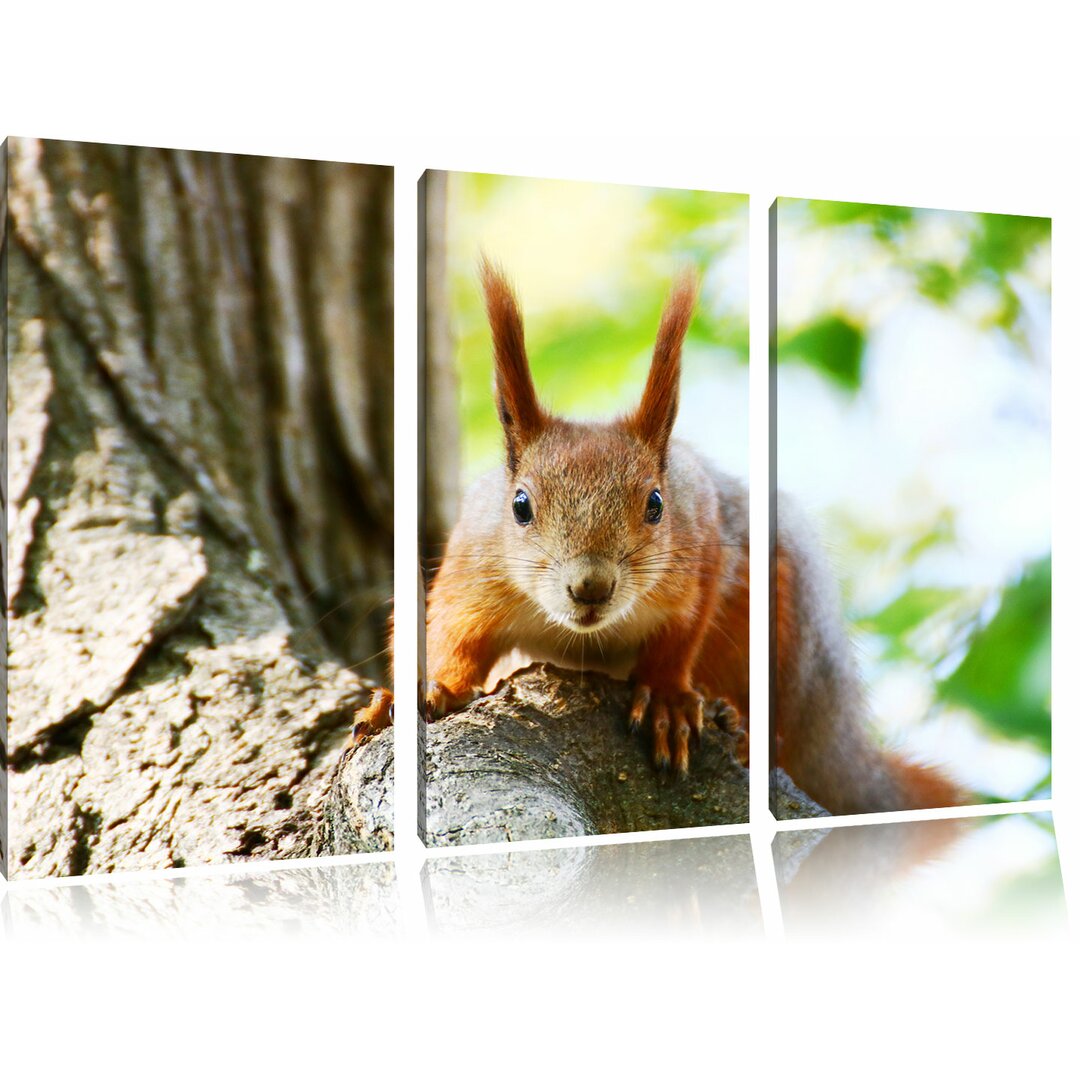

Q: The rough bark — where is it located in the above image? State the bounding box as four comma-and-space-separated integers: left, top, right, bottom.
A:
419, 664, 757, 844
312, 724, 394, 855
4, 137, 393, 878
1, 137, 9, 877
771, 766, 830, 821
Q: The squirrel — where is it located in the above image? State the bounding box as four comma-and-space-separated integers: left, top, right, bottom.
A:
420, 260, 967, 816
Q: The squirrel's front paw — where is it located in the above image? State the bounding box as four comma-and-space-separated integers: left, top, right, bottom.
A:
353, 688, 394, 745
629, 685, 704, 774
423, 680, 480, 721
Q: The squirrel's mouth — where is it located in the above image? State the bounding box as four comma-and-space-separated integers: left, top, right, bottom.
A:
574, 607, 604, 628
542, 602, 613, 634
546, 570, 620, 632
563, 599, 620, 632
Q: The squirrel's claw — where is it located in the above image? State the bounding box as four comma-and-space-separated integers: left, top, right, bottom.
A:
424, 680, 480, 721
352, 688, 394, 745
715, 702, 749, 766
673, 716, 694, 774
652, 698, 671, 769
629, 685, 651, 730
630, 685, 704, 776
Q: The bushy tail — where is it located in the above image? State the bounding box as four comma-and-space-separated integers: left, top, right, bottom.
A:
775, 495, 970, 817
884, 752, 970, 812
782, 738, 969, 817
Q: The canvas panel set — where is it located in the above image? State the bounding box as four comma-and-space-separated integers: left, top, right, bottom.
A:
2, 139, 1051, 880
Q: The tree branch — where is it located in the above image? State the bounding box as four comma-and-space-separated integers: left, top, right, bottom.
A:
320, 664, 826, 851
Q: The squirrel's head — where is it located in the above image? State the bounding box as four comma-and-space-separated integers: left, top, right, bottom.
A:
480, 260, 697, 633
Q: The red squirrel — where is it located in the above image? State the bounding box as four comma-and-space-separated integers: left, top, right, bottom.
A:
420, 260, 966, 815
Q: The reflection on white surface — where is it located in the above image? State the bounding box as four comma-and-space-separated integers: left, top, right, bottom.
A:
776, 812, 1065, 938
5, 816, 1061, 943
1, 858, 400, 939
423, 833, 760, 937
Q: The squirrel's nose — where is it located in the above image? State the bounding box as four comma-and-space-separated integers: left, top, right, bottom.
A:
568, 574, 615, 606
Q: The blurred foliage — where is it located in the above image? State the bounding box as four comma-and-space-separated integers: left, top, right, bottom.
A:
806, 200, 915, 237
855, 556, 1052, 763
783, 198, 1051, 802
778, 199, 1050, 389
858, 586, 968, 661
448, 175, 749, 476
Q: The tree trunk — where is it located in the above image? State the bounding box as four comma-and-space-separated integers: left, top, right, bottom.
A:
419, 170, 462, 571
4, 137, 393, 878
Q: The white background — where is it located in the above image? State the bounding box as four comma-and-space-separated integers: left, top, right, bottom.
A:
1, 4, 1077, 1075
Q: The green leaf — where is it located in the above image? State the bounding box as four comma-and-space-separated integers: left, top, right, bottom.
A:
938, 555, 1051, 751
969, 213, 1051, 279
859, 586, 966, 639
1019, 771, 1053, 802
777, 314, 866, 391
914, 260, 961, 304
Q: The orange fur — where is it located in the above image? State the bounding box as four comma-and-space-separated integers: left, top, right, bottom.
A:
628, 271, 697, 465
352, 688, 394, 745
771, 548, 798, 769
695, 552, 750, 760
480, 257, 546, 470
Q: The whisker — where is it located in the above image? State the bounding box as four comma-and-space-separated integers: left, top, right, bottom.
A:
333, 644, 394, 675
292, 592, 393, 644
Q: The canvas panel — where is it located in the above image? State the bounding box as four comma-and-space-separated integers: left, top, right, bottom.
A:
3, 138, 394, 878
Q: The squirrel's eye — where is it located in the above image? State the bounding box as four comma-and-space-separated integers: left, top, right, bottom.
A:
512, 489, 533, 525
645, 488, 663, 524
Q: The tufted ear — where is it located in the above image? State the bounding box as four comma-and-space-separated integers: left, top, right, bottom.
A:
480, 258, 547, 472
628, 272, 697, 468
